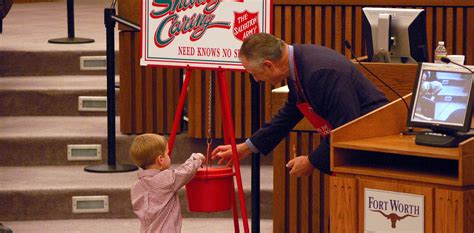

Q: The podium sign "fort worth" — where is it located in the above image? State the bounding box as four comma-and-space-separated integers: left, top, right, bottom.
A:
364, 188, 424, 233
141, 0, 271, 70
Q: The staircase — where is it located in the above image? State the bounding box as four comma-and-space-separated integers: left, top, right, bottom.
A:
0, 1, 273, 232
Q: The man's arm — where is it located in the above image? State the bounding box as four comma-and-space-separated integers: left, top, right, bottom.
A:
212, 86, 303, 165
249, 87, 304, 155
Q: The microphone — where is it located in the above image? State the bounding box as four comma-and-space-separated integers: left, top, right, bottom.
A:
440, 57, 474, 73
343, 40, 414, 134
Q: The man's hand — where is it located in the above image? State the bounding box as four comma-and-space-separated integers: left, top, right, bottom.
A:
286, 156, 315, 176
211, 142, 252, 166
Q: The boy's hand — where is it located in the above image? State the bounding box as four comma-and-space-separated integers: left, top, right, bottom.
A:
191, 153, 206, 162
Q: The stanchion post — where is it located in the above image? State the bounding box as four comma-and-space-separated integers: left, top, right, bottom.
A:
48, 0, 94, 44
66, 0, 75, 38
84, 8, 137, 173
250, 78, 261, 233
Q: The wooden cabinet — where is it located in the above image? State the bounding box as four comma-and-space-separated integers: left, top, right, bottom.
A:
330, 95, 474, 232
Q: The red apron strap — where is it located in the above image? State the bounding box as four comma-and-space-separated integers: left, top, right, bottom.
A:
296, 102, 332, 137
292, 55, 332, 137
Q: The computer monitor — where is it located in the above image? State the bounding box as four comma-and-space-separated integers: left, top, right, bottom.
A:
362, 7, 428, 64
407, 63, 474, 147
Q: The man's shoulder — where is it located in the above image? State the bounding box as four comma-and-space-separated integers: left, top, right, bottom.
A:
294, 44, 337, 54
293, 44, 353, 76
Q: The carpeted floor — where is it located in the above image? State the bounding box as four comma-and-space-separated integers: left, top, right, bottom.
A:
0, 0, 116, 52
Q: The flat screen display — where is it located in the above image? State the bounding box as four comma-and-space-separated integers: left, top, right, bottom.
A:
409, 63, 473, 131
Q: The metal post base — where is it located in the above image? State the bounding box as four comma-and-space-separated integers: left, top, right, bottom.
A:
84, 164, 138, 173
48, 37, 95, 44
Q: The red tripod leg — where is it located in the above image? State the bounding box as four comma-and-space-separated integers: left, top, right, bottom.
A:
217, 70, 250, 233
231, 177, 240, 233
216, 73, 230, 145
168, 68, 192, 156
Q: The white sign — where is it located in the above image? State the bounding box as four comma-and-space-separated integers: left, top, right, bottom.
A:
141, 0, 272, 70
365, 188, 424, 233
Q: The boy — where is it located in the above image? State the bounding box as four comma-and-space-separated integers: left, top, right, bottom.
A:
130, 133, 205, 233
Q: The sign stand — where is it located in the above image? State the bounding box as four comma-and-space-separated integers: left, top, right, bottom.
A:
168, 68, 250, 233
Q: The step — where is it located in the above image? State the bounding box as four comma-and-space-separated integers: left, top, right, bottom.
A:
2, 218, 273, 233
0, 165, 274, 221
0, 51, 115, 76
0, 116, 134, 166
0, 0, 118, 76
0, 76, 120, 116
0, 116, 273, 166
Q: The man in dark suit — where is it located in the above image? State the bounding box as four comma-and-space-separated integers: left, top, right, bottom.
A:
212, 33, 388, 176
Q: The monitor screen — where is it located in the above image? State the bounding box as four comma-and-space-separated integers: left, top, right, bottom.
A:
362, 7, 427, 64
408, 63, 473, 132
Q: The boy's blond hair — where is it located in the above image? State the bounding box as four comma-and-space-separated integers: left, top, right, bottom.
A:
130, 133, 168, 169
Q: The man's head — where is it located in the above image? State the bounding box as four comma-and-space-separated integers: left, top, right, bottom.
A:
239, 33, 290, 85
130, 133, 170, 170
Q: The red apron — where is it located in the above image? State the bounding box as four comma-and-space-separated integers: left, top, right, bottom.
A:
292, 59, 332, 137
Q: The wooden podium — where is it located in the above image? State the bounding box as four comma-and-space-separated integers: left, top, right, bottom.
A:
329, 95, 474, 232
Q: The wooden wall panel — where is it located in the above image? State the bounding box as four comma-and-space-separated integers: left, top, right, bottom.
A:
425, 7, 435, 62
315, 7, 322, 45
324, 7, 332, 49
354, 6, 364, 57
234, 72, 243, 138
344, 7, 353, 58
118, 1, 474, 138
329, 176, 358, 232
244, 73, 252, 137
435, 189, 465, 233
273, 131, 327, 233
466, 190, 474, 233
267, 3, 474, 62
445, 8, 454, 55
119, 32, 132, 133
133, 38, 144, 132
304, 7, 312, 44
300, 134, 310, 233
145, 65, 154, 132
467, 8, 474, 65
289, 133, 298, 233
273, 134, 288, 233
156, 69, 164, 133
119, 32, 181, 134
454, 8, 463, 56
190, 70, 203, 138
